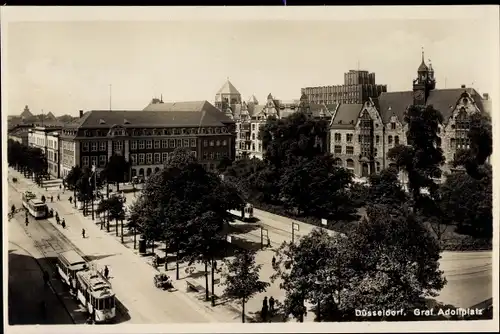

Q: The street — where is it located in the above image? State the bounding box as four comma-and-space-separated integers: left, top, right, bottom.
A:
7, 167, 493, 324
7, 171, 241, 324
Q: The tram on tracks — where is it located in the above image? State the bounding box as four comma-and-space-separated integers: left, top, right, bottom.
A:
229, 203, 254, 222
75, 268, 116, 323
56, 250, 116, 323
22, 191, 48, 219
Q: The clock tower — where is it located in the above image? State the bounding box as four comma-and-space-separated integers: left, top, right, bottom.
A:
412, 48, 435, 106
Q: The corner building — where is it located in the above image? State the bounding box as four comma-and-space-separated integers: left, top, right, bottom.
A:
330, 52, 490, 179
59, 101, 235, 180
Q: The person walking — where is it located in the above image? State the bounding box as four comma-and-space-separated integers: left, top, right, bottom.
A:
261, 302, 269, 322
272, 256, 276, 268
61, 219, 66, 229
269, 296, 275, 313
57, 194, 60, 201
55, 213, 60, 224
25, 216, 29, 226
69, 196, 72, 204
82, 228, 86, 238
50, 195, 54, 203
267, 237, 271, 248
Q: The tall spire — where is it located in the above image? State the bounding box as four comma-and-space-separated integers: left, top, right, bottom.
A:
421, 46, 424, 63
418, 47, 428, 72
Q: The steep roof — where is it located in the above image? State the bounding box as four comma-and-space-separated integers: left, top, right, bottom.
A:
216, 80, 241, 96
69, 109, 232, 129
377, 88, 485, 124
20, 106, 33, 119
46, 112, 57, 121
331, 104, 363, 129
248, 95, 259, 105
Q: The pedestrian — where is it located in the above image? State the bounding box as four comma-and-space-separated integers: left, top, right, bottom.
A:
267, 237, 271, 248
213, 260, 217, 271
61, 219, 66, 229
51, 195, 54, 202
269, 296, 275, 313
272, 256, 276, 268
57, 194, 60, 201
263, 296, 268, 308
55, 213, 60, 224
69, 196, 72, 204
82, 228, 86, 238
261, 303, 268, 322
25, 216, 29, 226
104, 265, 109, 279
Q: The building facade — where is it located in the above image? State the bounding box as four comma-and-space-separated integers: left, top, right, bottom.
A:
27, 125, 63, 178
214, 80, 336, 160
330, 52, 490, 179
59, 101, 235, 180
301, 70, 387, 105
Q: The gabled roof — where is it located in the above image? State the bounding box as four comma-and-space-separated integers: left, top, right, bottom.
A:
331, 104, 363, 129
377, 88, 485, 124
46, 112, 57, 121
216, 80, 241, 96
248, 95, 259, 105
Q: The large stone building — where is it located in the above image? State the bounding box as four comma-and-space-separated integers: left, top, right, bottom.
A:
329, 52, 490, 179
58, 101, 235, 180
301, 70, 387, 105
214, 80, 336, 159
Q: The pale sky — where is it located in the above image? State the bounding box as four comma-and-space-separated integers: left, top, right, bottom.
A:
2, 6, 498, 116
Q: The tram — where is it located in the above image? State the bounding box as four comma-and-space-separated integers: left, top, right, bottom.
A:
242, 203, 254, 220
22, 191, 48, 218
56, 250, 87, 292
75, 267, 116, 323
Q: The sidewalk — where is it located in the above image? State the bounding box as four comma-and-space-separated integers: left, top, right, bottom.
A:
9, 168, 241, 323
10, 168, 317, 322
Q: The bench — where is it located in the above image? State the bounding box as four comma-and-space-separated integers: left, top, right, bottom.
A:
186, 280, 204, 293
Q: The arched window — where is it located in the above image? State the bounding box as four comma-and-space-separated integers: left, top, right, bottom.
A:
395, 136, 400, 145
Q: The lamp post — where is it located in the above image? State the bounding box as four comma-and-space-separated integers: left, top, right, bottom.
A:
91, 165, 96, 220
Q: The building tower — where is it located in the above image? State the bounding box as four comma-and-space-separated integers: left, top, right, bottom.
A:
412, 48, 436, 106
214, 79, 242, 116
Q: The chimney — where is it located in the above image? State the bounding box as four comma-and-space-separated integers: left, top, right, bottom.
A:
483, 93, 489, 100
79, 110, 83, 118
461, 84, 466, 88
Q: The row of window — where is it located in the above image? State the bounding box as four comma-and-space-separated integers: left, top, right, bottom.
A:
130, 139, 197, 150
82, 141, 108, 152
130, 152, 197, 165
82, 155, 108, 168
334, 133, 401, 146
83, 127, 229, 137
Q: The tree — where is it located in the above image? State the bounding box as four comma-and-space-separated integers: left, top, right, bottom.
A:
64, 165, 83, 206
387, 105, 445, 213
216, 156, 233, 173
342, 204, 446, 318
452, 112, 492, 180
260, 111, 329, 169
271, 228, 346, 322
101, 154, 130, 192
438, 165, 492, 238
106, 195, 126, 238
273, 205, 447, 321
278, 155, 356, 220
75, 167, 93, 215
221, 250, 270, 323
366, 167, 408, 208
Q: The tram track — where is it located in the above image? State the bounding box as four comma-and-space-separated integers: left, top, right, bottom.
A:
8, 240, 76, 325
8, 186, 128, 323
